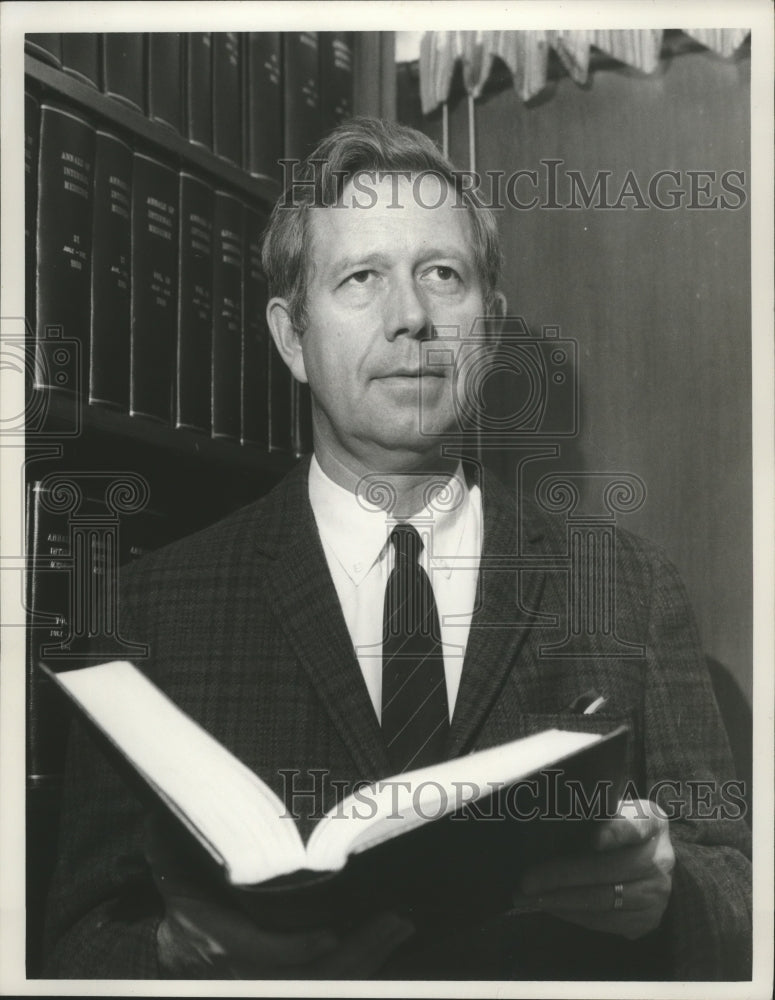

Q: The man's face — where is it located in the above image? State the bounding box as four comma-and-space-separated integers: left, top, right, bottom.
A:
297, 173, 486, 475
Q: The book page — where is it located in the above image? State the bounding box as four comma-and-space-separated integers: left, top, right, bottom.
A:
51, 661, 308, 885
307, 728, 602, 871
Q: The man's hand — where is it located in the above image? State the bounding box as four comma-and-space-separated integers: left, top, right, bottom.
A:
513, 799, 675, 940
146, 817, 414, 979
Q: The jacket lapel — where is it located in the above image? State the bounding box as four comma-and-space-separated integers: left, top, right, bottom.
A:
447, 471, 549, 758
254, 460, 393, 780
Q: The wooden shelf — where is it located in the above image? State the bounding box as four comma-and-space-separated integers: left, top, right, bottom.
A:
33, 393, 300, 478
25, 54, 282, 210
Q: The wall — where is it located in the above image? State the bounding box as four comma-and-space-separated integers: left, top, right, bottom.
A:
401, 46, 752, 707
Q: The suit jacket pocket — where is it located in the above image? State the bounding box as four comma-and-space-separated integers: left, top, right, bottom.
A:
472, 707, 643, 791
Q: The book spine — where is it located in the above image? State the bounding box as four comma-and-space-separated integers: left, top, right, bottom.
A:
244, 32, 283, 182
177, 173, 214, 433
119, 505, 173, 565
34, 103, 95, 399
211, 190, 245, 440
25, 90, 40, 341
130, 153, 178, 423
25, 34, 62, 68
269, 341, 292, 453
242, 207, 269, 448
90, 130, 132, 410
319, 32, 354, 135
26, 481, 76, 783
61, 33, 101, 88
291, 381, 314, 457
185, 33, 213, 149
101, 33, 145, 112
212, 32, 242, 166
283, 32, 321, 163
147, 32, 183, 132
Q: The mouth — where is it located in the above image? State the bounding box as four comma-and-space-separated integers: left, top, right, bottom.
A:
374, 369, 445, 380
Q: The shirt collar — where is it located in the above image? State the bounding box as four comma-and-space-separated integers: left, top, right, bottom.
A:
308, 455, 473, 585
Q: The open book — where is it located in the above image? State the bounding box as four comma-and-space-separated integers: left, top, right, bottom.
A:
44, 660, 628, 928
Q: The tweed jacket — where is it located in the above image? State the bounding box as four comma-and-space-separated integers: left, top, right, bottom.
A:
41, 458, 752, 980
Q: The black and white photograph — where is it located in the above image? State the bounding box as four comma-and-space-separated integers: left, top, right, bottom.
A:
0, 1, 772, 996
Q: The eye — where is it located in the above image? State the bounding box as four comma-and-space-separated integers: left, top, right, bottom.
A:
422, 264, 462, 291
346, 270, 374, 285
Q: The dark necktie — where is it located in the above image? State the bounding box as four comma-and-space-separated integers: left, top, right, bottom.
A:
381, 524, 450, 773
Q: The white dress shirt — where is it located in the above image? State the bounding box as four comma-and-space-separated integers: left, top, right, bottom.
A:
308, 456, 482, 721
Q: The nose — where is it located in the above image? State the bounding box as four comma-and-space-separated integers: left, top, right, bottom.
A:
385, 273, 431, 342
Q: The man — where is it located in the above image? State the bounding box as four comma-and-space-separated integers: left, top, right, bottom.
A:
41, 118, 751, 980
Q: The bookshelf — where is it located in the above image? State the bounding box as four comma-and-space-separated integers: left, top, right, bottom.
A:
23, 29, 364, 975
25, 54, 283, 207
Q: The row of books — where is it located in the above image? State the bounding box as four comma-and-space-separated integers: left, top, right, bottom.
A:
25, 476, 176, 785
25, 31, 354, 183
26, 92, 313, 455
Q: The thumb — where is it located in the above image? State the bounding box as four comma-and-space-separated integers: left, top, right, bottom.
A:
593, 798, 667, 851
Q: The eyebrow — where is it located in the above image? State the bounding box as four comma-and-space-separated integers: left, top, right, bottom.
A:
330, 252, 392, 275
331, 246, 473, 276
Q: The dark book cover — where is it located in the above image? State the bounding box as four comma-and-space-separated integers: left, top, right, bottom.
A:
90, 130, 132, 410
212, 32, 241, 166
34, 103, 95, 399
244, 32, 283, 182
185, 33, 213, 149
319, 32, 354, 135
25, 90, 40, 342
176, 172, 214, 434
130, 152, 178, 423
26, 480, 74, 784
26, 485, 172, 782
39, 654, 629, 937
120, 504, 173, 565
25, 34, 62, 68
211, 190, 245, 440
283, 32, 321, 163
102, 33, 144, 112
61, 33, 100, 88
147, 32, 183, 132
269, 339, 293, 453
291, 379, 314, 456
242, 206, 270, 448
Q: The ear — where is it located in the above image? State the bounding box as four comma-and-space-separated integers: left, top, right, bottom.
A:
266, 298, 308, 384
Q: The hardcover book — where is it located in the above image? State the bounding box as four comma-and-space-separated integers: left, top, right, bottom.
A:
25, 34, 62, 68
319, 32, 354, 135
283, 32, 321, 163
212, 32, 242, 166
43, 659, 628, 932
61, 33, 100, 88
184, 33, 213, 149
244, 32, 283, 182
90, 130, 132, 410
211, 190, 245, 440
176, 172, 214, 433
291, 379, 313, 456
147, 33, 183, 132
130, 152, 178, 423
241, 207, 270, 448
34, 103, 95, 399
102, 33, 144, 112
25, 90, 40, 341
268, 339, 293, 453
